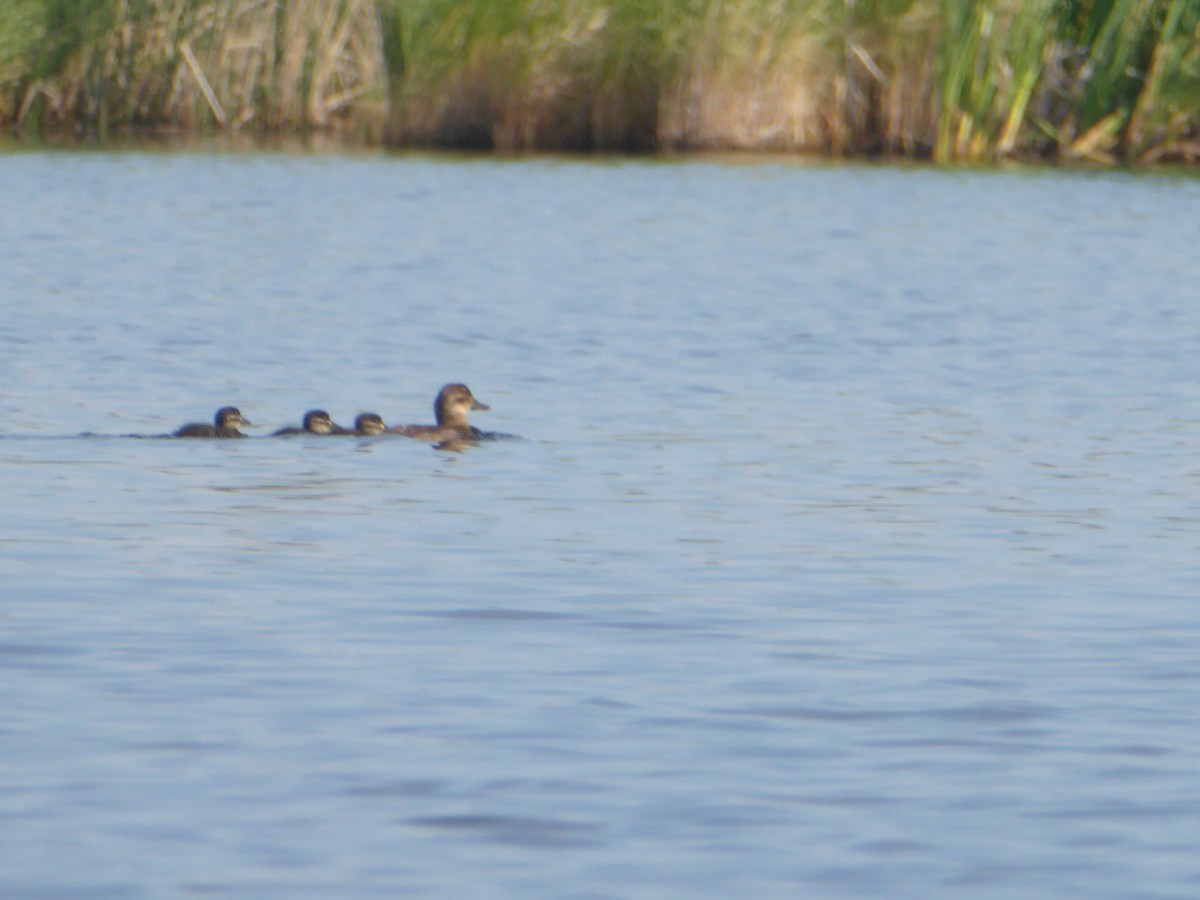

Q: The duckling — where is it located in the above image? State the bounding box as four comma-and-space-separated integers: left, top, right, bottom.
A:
272, 409, 346, 436
174, 406, 249, 438
353, 412, 386, 436
386, 384, 489, 442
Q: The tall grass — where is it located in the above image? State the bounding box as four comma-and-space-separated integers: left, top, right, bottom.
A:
935, 0, 1200, 162
935, 0, 1054, 161
2, 0, 1198, 163
388, 0, 938, 153
388, 0, 1200, 161
1, 0, 388, 136
1047, 0, 1200, 161
389, 0, 695, 150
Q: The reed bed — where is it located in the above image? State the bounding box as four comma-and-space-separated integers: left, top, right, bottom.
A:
2, 0, 1198, 163
2, 0, 388, 136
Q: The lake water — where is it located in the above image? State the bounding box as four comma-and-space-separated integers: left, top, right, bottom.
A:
2, 148, 1200, 897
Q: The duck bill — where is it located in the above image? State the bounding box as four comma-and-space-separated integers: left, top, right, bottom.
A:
471, 399, 490, 411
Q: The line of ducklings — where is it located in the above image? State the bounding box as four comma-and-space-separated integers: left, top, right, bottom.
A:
174, 383, 507, 447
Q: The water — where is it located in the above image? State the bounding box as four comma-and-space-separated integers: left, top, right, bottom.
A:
2, 149, 1200, 897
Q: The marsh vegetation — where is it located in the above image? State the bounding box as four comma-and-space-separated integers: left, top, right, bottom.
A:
2, 0, 1198, 163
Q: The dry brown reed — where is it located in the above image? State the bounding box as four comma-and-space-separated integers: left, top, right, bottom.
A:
657, 2, 827, 152
387, 0, 947, 156
11, 0, 388, 135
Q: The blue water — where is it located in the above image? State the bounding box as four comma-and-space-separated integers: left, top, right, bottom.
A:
2, 150, 1200, 897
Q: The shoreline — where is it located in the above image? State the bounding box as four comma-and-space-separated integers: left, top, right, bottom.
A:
5, 127, 1200, 173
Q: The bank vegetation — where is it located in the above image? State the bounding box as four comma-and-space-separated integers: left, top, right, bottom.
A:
1, 0, 1198, 164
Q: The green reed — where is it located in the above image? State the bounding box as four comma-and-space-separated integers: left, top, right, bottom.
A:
1046, 0, 1200, 161
935, 0, 1200, 163
934, 0, 1053, 161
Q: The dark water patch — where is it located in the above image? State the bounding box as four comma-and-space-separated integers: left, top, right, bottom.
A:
594, 619, 699, 633
481, 777, 609, 797
124, 740, 230, 755
870, 736, 1051, 754
341, 779, 448, 800
716, 705, 905, 724
1094, 764, 1175, 780
943, 858, 1118, 890
0, 885, 141, 900
177, 883, 233, 896
1028, 799, 1200, 820
857, 839, 934, 855
424, 608, 579, 622
240, 839, 323, 871
405, 814, 600, 848
583, 696, 638, 710
924, 702, 1059, 725
771, 650, 839, 663
1147, 669, 1200, 682
1099, 744, 1170, 757
1059, 832, 1125, 849
109, 823, 204, 844
774, 792, 902, 809
0, 642, 85, 669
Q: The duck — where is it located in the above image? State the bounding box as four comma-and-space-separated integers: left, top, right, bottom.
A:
174, 406, 249, 438
353, 413, 386, 436
272, 409, 347, 436
386, 383, 489, 442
